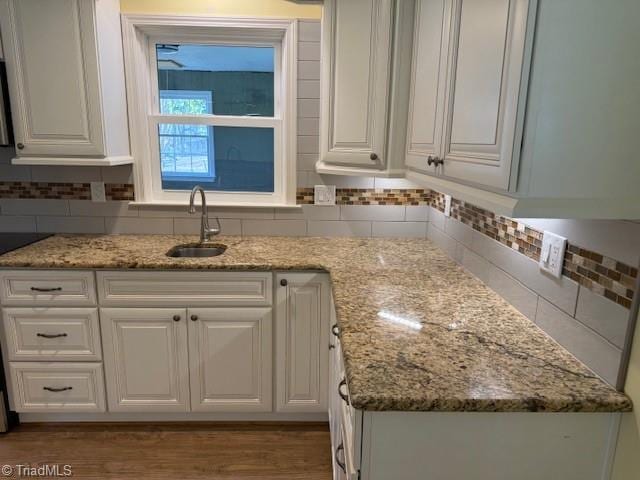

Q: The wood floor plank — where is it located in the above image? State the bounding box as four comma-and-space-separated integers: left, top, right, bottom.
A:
0, 422, 333, 479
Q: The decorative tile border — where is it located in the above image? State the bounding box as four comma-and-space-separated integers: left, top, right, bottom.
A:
296, 188, 431, 205
432, 192, 637, 310
0, 181, 635, 308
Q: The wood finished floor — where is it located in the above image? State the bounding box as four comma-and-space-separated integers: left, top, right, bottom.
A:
0, 422, 333, 479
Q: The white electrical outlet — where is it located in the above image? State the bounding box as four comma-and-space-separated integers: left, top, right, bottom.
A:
90, 182, 106, 202
444, 194, 452, 217
314, 185, 336, 206
539, 231, 567, 278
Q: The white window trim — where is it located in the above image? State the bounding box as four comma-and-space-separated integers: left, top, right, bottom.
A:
121, 14, 298, 207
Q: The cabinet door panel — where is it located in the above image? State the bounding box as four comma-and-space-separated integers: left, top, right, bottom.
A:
275, 273, 329, 412
405, 0, 451, 173
442, 0, 532, 190
320, 0, 393, 168
0, 0, 104, 156
100, 308, 190, 412
189, 308, 272, 412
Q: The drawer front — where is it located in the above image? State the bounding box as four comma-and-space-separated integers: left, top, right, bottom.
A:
97, 271, 273, 307
3, 308, 101, 361
0, 270, 96, 306
10, 362, 106, 412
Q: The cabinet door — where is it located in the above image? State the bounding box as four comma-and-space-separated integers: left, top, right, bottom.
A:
0, 0, 105, 157
320, 0, 394, 169
440, 0, 532, 190
188, 308, 272, 412
100, 308, 190, 412
275, 273, 329, 412
405, 0, 452, 174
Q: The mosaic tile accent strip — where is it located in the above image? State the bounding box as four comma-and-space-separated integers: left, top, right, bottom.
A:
0, 182, 135, 201
432, 191, 637, 310
296, 188, 432, 205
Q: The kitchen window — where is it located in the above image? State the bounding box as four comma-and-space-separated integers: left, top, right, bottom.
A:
121, 16, 297, 206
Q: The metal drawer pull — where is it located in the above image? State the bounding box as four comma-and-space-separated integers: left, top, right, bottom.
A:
335, 443, 346, 473
36, 333, 68, 339
338, 378, 350, 405
331, 324, 340, 337
30, 287, 62, 292
43, 386, 72, 393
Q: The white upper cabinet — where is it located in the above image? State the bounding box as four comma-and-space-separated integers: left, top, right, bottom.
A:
0, 0, 132, 165
318, 0, 394, 173
407, 0, 532, 191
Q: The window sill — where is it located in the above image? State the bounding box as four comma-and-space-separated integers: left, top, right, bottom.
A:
130, 201, 302, 209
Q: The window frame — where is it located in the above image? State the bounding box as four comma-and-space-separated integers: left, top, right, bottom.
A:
121, 15, 298, 207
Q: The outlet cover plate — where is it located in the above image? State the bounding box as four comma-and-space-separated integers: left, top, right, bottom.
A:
444, 194, 452, 217
90, 182, 106, 202
314, 185, 336, 206
539, 231, 567, 278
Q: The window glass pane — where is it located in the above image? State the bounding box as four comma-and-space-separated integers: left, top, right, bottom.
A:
156, 44, 275, 117
158, 124, 274, 193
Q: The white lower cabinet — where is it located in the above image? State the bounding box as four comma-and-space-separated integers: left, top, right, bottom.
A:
188, 308, 272, 412
275, 273, 329, 413
100, 308, 190, 412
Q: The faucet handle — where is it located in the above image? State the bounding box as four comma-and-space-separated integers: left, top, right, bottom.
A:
211, 217, 221, 235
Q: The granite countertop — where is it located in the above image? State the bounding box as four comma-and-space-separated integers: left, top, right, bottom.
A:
0, 234, 631, 413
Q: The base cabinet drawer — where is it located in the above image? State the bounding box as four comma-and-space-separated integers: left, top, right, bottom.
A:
97, 271, 272, 307
10, 362, 106, 412
0, 270, 96, 306
3, 308, 102, 361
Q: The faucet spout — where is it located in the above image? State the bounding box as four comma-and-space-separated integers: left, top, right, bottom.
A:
188, 185, 221, 244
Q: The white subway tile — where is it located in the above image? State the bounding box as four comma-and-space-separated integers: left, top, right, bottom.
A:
445, 217, 474, 249
298, 41, 320, 61
298, 99, 320, 118
373, 222, 427, 238
0, 164, 31, 182
298, 61, 320, 80
101, 165, 134, 184
69, 200, 138, 217
30, 166, 102, 183
211, 208, 275, 220
242, 219, 307, 236
373, 177, 422, 189
37, 216, 104, 234
297, 171, 308, 188
535, 297, 622, 386
0, 216, 36, 232
298, 80, 320, 99
471, 230, 579, 315
297, 154, 319, 172
487, 266, 539, 320
307, 221, 371, 237
340, 205, 405, 222
427, 223, 461, 262
575, 286, 631, 349
173, 218, 242, 236
461, 247, 491, 284
307, 173, 375, 189
0, 199, 68, 216
405, 206, 430, 222
297, 135, 319, 154
275, 205, 340, 221
428, 207, 445, 231
105, 217, 173, 234
138, 206, 193, 218
297, 117, 320, 136
298, 20, 321, 42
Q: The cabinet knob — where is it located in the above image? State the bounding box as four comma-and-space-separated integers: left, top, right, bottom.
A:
370, 153, 378, 161
16, 143, 24, 150
173, 315, 181, 322
427, 155, 444, 167
280, 279, 288, 287
190, 315, 198, 321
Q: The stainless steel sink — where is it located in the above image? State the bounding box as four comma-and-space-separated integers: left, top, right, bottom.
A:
167, 243, 227, 258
